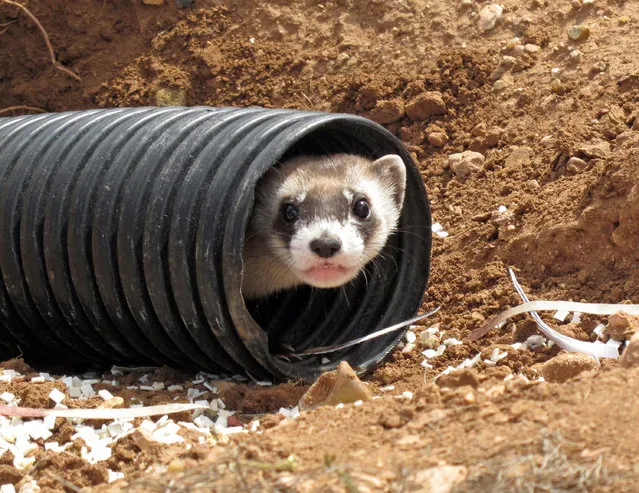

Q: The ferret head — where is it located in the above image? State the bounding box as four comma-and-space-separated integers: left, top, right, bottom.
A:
249, 154, 407, 290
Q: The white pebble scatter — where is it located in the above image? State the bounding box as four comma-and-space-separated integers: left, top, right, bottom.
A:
490, 348, 509, 362
402, 391, 414, 400
48, 388, 65, 405
553, 310, 569, 322
401, 343, 416, 353
187, 388, 206, 402
81, 382, 96, 398
422, 345, 446, 359
108, 470, 125, 483
69, 387, 82, 398
1, 484, 16, 493
193, 415, 215, 429
43, 415, 56, 430
431, 222, 450, 237
405, 330, 416, 344
443, 338, 463, 347
0, 370, 17, 383
255, 380, 273, 387
98, 389, 114, 401
380, 385, 395, 392
0, 392, 15, 404
215, 409, 232, 428
353, 400, 363, 406
498, 205, 507, 213
279, 406, 300, 420
0, 366, 262, 492
203, 381, 217, 392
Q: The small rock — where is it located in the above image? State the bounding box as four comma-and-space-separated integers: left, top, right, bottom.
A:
484, 126, 503, 147
526, 335, 546, 351
420, 331, 441, 349
298, 361, 372, 411
566, 156, 587, 173
477, 4, 503, 32
578, 140, 610, 158
368, 99, 405, 124
491, 56, 516, 81
504, 146, 533, 168
437, 368, 479, 389
0, 465, 22, 485
568, 49, 583, 65
155, 88, 187, 107
448, 151, 485, 179
524, 44, 541, 53
428, 132, 449, 147
410, 465, 468, 493
621, 331, 639, 368
550, 79, 564, 94
567, 25, 590, 41
589, 61, 607, 74
493, 79, 508, 92
406, 92, 447, 121
505, 37, 521, 49
605, 312, 639, 341
525, 179, 540, 190
540, 352, 598, 383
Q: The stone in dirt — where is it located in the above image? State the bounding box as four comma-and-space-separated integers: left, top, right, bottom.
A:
298, 361, 372, 411
0, 464, 23, 485
540, 352, 598, 383
578, 140, 610, 159
405, 92, 447, 121
567, 25, 590, 41
428, 132, 449, 147
408, 465, 468, 493
367, 98, 405, 124
621, 331, 639, 368
605, 312, 639, 341
448, 151, 485, 179
155, 88, 187, 107
477, 4, 503, 32
504, 146, 533, 168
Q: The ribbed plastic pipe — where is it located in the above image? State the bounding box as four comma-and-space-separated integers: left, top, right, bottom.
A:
0, 107, 431, 380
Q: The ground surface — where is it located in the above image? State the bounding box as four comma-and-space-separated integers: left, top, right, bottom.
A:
1, 0, 639, 491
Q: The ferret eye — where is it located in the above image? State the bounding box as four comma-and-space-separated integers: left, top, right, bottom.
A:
352, 198, 371, 220
282, 203, 300, 223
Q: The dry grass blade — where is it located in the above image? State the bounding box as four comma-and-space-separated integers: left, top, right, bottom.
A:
0, 105, 46, 115
0, 0, 82, 81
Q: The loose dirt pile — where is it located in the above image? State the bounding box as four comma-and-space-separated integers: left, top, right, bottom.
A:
1, 0, 639, 491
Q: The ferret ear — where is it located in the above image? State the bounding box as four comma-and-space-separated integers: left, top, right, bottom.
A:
370, 154, 407, 208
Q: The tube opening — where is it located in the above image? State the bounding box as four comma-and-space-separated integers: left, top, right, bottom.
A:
236, 118, 431, 380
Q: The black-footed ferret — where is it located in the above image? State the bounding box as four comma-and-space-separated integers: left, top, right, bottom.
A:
241, 154, 407, 299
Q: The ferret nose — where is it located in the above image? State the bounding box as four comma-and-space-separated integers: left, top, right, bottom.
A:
310, 237, 342, 258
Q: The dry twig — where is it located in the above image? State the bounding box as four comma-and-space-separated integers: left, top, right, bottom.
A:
0, 0, 82, 81
0, 105, 46, 115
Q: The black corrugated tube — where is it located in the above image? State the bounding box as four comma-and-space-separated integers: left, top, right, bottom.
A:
0, 106, 431, 381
